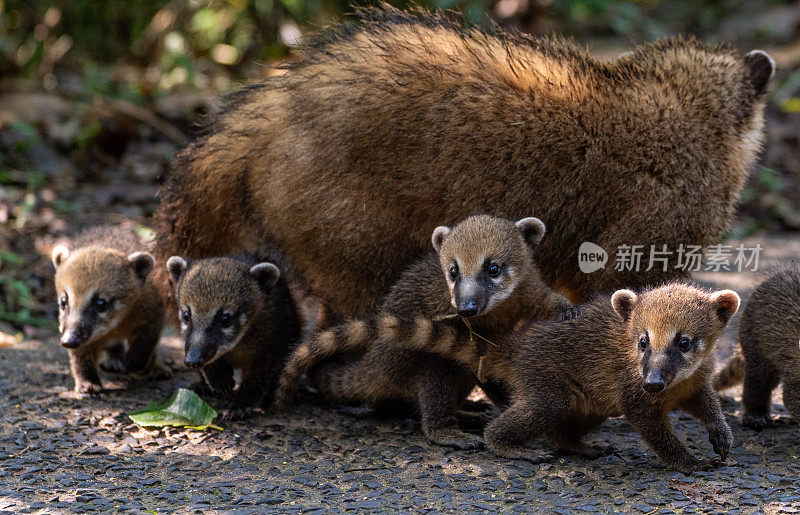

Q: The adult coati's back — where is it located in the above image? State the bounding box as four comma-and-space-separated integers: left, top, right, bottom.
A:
155, 6, 774, 316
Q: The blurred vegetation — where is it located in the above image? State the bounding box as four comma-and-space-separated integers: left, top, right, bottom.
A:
0, 0, 798, 334
3, 0, 799, 100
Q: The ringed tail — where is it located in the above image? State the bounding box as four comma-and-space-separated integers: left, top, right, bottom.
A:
272, 313, 461, 411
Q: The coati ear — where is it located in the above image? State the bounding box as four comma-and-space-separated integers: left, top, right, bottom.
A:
611, 289, 638, 322
250, 262, 280, 289
709, 289, 741, 325
51, 245, 70, 268
515, 217, 546, 248
166, 256, 188, 283
431, 226, 450, 253
128, 252, 155, 281
744, 50, 775, 97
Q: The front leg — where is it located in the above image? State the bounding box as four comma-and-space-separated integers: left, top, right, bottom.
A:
123, 320, 162, 374
623, 398, 705, 473
200, 359, 235, 397
69, 345, 103, 395
678, 384, 733, 461
222, 362, 271, 421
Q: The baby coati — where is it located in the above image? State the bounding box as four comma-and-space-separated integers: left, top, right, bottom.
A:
52, 225, 164, 394
155, 6, 774, 319
167, 254, 301, 420
274, 215, 575, 448
290, 282, 741, 473
715, 266, 800, 429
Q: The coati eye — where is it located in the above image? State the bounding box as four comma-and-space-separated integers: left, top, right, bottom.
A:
220, 313, 233, 329
95, 298, 109, 312
448, 265, 458, 281
181, 310, 190, 325
486, 262, 501, 277
638, 335, 648, 351
59, 296, 68, 310
678, 337, 693, 352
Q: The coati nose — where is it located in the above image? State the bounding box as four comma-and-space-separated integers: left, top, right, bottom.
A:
184, 347, 206, 368
60, 330, 84, 349
457, 299, 479, 317
643, 370, 666, 393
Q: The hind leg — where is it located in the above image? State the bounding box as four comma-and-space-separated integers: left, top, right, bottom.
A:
418, 365, 484, 450
551, 415, 612, 459
484, 399, 561, 463
741, 358, 781, 430
781, 371, 800, 423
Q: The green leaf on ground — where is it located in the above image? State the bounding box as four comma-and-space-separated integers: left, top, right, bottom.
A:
129, 388, 222, 431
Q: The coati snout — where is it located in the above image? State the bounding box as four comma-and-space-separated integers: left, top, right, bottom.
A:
52, 245, 155, 349
432, 216, 546, 318
612, 288, 740, 393
167, 256, 280, 367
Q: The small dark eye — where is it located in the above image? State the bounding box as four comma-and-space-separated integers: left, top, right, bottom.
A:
487, 263, 501, 277
181, 310, 190, 325
220, 313, 233, 329
638, 336, 648, 351
678, 337, 693, 352
95, 298, 108, 312
59, 296, 68, 310
449, 265, 458, 281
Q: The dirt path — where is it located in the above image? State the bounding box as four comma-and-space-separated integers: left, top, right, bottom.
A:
0, 234, 798, 513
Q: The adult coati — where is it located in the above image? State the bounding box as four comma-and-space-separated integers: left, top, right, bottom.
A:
167, 254, 301, 420
714, 266, 800, 429
154, 6, 774, 317
288, 282, 740, 473
274, 215, 575, 449
51, 225, 164, 394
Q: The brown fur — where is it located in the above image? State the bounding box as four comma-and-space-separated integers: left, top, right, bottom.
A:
52, 225, 164, 394
720, 266, 800, 429
168, 254, 301, 420
154, 6, 773, 317
274, 215, 574, 449
332, 282, 740, 473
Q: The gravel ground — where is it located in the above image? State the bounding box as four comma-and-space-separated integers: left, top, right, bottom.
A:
1, 234, 798, 513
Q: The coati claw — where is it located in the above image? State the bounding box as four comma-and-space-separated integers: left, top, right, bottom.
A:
76, 382, 103, 396
427, 429, 485, 450
742, 414, 774, 430
221, 407, 256, 421
707, 425, 732, 460
566, 443, 614, 459
517, 451, 556, 464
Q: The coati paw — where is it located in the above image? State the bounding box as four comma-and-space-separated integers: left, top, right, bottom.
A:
557, 306, 582, 322
220, 407, 255, 421
75, 382, 103, 396
707, 425, 733, 460
568, 443, 614, 460
427, 429, 485, 450
742, 414, 774, 430
100, 359, 125, 373
514, 450, 556, 464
